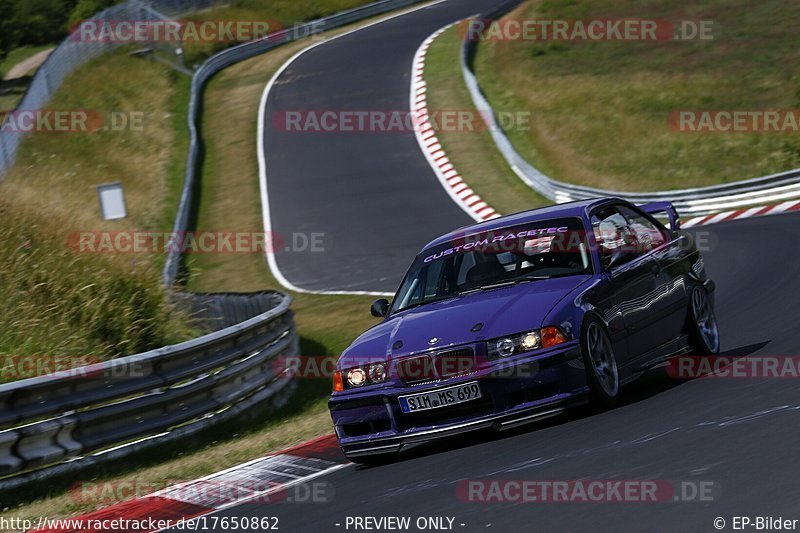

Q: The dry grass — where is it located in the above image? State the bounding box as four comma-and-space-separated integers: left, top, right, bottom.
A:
0, 51, 195, 362
2, 53, 177, 233
473, 0, 800, 191
0, 199, 192, 365
0, 3, 447, 520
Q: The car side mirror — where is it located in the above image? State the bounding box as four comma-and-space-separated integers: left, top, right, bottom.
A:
370, 298, 389, 318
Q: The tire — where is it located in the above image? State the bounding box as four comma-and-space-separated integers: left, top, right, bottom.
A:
580, 315, 620, 407
688, 284, 721, 355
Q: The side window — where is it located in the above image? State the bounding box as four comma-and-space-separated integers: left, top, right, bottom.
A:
591, 206, 633, 269
422, 260, 446, 299
404, 260, 445, 306
617, 206, 667, 253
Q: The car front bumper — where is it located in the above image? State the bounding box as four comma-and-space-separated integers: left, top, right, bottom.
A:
328, 340, 589, 458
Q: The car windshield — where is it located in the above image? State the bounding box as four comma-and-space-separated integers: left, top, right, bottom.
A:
391, 217, 591, 314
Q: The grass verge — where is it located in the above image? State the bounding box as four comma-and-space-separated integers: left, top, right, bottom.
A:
180, 0, 377, 65
471, 0, 800, 192
0, 1, 446, 519
0, 50, 196, 363
424, 25, 549, 215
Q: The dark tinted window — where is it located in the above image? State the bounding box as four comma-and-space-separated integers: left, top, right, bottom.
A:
617, 205, 667, 252
391, 218, 592, 314
591, 205, 668, 269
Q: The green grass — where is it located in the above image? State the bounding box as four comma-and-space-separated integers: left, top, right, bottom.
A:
180, 0, 375, 65
0, 200, 193, 368
424, 25, 549, 215
0, 50, 196, 366
184, 18, 381, 355
0, 1, 440, 521
472, 0, 800, 191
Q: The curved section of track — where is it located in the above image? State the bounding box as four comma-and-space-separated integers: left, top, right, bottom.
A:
171, 212, 800, 531
260, 0, 504, 294
246, 1, 800, 530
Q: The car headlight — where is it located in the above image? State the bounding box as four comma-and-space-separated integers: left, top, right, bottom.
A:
487, 328, 565, 358
346, 367, 367, 387
368, 362, 387, 383
337, 362, 389, 390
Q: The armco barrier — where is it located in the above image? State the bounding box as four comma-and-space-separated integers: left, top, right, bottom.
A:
161, 0, 430, 286
0, 0, 435, 490
459, 0, 800, 216
0, 290, 297, 488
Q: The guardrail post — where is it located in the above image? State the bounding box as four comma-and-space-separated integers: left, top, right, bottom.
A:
0, 430, 22, 476
15, 419, 66, 470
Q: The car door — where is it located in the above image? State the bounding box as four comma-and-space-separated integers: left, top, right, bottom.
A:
617, 205, 690, 345
590, 205, 671, 363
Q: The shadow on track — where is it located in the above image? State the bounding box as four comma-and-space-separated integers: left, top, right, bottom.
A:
353, 341, 770, 470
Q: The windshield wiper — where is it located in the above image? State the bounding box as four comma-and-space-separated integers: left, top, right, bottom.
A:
392, 294, 458, 314
459, 276, 549, 295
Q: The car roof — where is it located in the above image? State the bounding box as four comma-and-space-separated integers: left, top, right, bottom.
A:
422, 197, 620, 250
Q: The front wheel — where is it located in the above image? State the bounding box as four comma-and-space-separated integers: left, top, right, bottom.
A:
688, 285, 720, 354
580, 316, 620, 407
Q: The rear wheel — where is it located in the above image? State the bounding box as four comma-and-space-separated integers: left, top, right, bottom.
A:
580, 316, 620, 407
688, 285, 720, 354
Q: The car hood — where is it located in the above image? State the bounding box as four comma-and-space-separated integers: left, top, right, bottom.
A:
340, 275, 591, 367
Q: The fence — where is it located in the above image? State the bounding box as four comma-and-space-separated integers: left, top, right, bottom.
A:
0, 1, 184, 175
460, 0, 800, 216
0, 290, 297, 490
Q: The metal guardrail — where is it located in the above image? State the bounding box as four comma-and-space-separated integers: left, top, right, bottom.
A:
460, 0, 800, 216
0, 0, 437, 489
0, 290, 297, 488
162, 0, 429, 286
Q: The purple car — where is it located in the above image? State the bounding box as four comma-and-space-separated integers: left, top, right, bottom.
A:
329, 198, 719, 463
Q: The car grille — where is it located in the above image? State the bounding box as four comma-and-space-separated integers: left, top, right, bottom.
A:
397, 348, 476, 384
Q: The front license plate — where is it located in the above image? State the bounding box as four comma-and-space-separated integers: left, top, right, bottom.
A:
398, 382, 482, 413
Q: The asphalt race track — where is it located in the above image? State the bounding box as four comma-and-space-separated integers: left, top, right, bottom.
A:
167, 212, 800, 531
261, 0, 501, 293
236, 0, 800, 531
